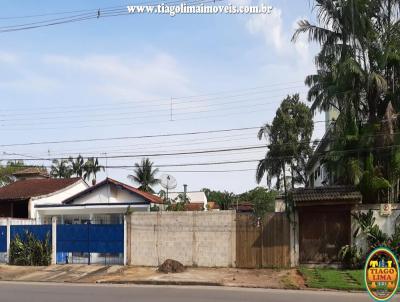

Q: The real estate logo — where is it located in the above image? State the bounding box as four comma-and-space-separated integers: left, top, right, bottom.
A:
365, 247, 399, 301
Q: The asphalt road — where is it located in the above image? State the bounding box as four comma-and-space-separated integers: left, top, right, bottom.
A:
0, 282, 396, 302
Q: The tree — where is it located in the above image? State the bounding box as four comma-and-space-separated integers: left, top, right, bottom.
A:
50, 159, 72, 179
83, 157, 104, 185
0, 161, 38, 186
293, 1, 400, 202
69, 155, 85, 178
128, 158, 159, 193
256, 94, 314, 191
201, 188, 235, 210
292, 0, 399, 122
238, 187, 276, 217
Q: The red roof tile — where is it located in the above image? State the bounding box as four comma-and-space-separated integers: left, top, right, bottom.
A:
0, 178, 82, 201
185, 203, 205, 211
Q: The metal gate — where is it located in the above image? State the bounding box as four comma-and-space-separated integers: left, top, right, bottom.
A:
56, 224, 124, 264
0, 226, 6, 253
10, 225, 52, 242
298, 205, 351, 264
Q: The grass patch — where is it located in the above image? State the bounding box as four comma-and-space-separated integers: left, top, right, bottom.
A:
299, 268, 365, 291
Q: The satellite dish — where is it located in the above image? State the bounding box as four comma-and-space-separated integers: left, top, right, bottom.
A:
160, 174, 177, 201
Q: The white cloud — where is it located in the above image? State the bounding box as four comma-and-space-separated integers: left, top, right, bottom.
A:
245, 6, 311, 62
43, 52, 193, 101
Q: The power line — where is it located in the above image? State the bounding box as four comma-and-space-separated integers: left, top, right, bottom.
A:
0, 102, 321, 131
0, 119, 327, 147
161, 169, 255, 173
0, 145, 268, 161
0, 80, 305, 114
0, 87, 307, 122
0, 0, 221, 33
0, 126, 260, 147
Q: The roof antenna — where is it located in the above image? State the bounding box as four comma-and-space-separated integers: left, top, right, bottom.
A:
97, 9, 101, 18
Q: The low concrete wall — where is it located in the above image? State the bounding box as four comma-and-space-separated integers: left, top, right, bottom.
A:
352, 204, 400, 251
128, 211, 236, 267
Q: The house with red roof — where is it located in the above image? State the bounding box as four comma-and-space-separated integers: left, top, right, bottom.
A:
34, 177, 164, 224
0, 169, 88, 220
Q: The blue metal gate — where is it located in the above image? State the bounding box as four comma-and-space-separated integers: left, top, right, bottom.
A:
56, 224, 124, 264
10, 225, 52, 242
0, 226, 6, 253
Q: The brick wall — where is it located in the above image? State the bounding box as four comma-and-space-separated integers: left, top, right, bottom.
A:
128, 211, 236, 267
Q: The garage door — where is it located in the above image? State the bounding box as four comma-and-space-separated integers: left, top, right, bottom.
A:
298, 205, 351, 264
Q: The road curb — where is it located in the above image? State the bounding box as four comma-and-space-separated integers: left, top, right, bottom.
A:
96, 280, 223, 287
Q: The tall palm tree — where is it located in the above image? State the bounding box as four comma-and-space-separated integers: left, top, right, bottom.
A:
128, 158, 159, 193
50, 159, 72, 179
292, 1, 400, 201
69, 155, 85, 178
83, 157, 104, 185
292, 0, 396, 121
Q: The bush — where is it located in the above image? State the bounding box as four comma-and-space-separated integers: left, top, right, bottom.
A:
340, 210, 400, 268
338, 245, 363, 269
9, 231, 51, 266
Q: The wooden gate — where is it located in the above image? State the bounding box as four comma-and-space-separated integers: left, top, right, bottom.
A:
298, 205, 351, 264
236, 213, 290, 268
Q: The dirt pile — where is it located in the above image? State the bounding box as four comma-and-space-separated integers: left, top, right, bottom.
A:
158, 259, 185, 273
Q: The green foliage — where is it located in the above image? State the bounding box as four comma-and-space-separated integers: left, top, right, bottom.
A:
83, 157, 104, 185
239, 187, 276, 218
347, 209, 400, 266
125, 205, 134, 215
352, 210, 389, 249
173, 193, 190, 204
0, 161, 45, 186
50, 159, 72, 179
166, 201, 187, 211
295, 0, 400, 201
202, 187, 276, 216
150, 205, 160, 212
257, 94, 314, 190
9, 231, 51, 266
69, 155, 85, 178
202, 188, 235, 210
50, 156, 104, 184
358, 154, 391, 203
338, 245, 363, 269
128, 158, 159, 193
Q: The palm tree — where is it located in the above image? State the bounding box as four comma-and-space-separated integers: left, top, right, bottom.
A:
292, 1, 400, 202
83, 157, 104, 185
292, 0, 396, 121
69, 155, 85, 178
128, 158, 159, 193
50, 159, 72, 179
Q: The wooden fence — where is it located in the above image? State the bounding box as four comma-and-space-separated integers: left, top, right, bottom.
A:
236, 213, 291, 268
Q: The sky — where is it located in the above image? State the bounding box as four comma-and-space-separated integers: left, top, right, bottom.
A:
0, 0, 323, 193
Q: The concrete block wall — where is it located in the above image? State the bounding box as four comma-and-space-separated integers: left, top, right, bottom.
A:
128, 211, 236, 267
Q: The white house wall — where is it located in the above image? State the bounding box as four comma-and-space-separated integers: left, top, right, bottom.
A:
70, 184, 149, 205
29, 180, 88, 219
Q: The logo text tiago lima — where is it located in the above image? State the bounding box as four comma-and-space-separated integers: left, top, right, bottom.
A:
367, 259, 397, 291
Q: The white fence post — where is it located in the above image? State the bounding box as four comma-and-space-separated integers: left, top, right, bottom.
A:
6, 218, 10, 264
51, 217, 57, 265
